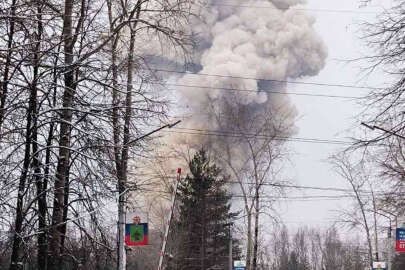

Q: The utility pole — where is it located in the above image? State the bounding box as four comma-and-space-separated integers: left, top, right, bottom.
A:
118, 188, 127, 270
388, 226, 392, 270
372, 210, 396, 270
157, 168, 181, 270
388, 227, 392, 270
223, 223, 233, 270
117, 120, 181, 270
359, 123, 403, 269
229, 224, 233, 270
380, 211, 397, 270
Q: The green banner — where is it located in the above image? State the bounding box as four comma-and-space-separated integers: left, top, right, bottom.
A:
130, 224, 144, 242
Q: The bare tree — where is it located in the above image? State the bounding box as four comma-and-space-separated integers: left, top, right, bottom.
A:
330, 152, 375, 268
262, 226, 367, 270
0, 0, 200, 269
201, 94, 295, 270
355, 0, 405, 217
0, 0, 17, 134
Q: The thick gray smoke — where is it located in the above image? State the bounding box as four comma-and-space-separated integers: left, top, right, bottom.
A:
139, 0, 328, 223
146, 0, 326, 172
175, 0, 327, 142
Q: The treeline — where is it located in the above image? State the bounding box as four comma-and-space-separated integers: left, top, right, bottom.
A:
262, 226, 367, 270
154, 150, 380, 270
5, 0, 405, 269
0, 0, 327, 269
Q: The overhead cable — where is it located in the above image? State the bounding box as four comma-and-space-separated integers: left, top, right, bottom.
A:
147, 68, 384, 91
159, 129, 351, 145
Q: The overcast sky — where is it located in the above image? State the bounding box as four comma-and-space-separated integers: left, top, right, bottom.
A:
131, 0, 395, 236
278, 0, 391, 233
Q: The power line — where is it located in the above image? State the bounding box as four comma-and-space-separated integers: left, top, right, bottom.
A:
137, 188, 359, 200
2, 191, 350, 242
227, 181, 388, 195
0, 2, 385, 15
147, 68, 383, 91
204, 3, 382, 15
160, 82, 362, 99
163, 125, 350, 144
158, 128, 351, 145
136, 177, 388, 195
7, 180, 390, 241
254, 183, 397, 196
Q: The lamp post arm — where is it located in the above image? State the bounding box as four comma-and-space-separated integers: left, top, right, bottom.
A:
361, 122, 405, 140
126, 120, 181, 146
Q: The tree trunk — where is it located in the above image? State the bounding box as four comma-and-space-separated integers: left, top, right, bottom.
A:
213, 199, 218, 266
9, 31, 41, 270
31, 1, 47, 270
48, 0, 75, 268
29, 3, 48, 269
39, 45, 59, 270
107, 1, 124, 267
357, 191, 373, 268
252, 193, 259, 270
116, 3, 141, 268
9, 1, 46, 265
107, 0, 122, 176
246, 211, 252, 270
0, 0, 17, 134
201, 194, 207, 270
58, 170, 71, 268
371, 188, 379, 261
9, 90, 34, 270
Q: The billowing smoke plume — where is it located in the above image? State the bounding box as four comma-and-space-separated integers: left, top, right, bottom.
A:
137, 0, 327, 226
174, 0, 327, 146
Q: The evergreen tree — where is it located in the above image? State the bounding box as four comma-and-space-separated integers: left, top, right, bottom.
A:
288, 251, 299, 270
287, 251, 310, 270
171, 149, 240, 270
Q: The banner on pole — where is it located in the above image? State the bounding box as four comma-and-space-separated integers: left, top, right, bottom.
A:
372, 262, 386, 270
396, 228, 405, 252
233, 260, 246, 270
125, 223, 148, 246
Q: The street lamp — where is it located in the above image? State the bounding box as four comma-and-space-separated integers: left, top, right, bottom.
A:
117, 120, 181, 270
361, 122, 405, 140
373, 210, 397, 270
223, 223, 233, 270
